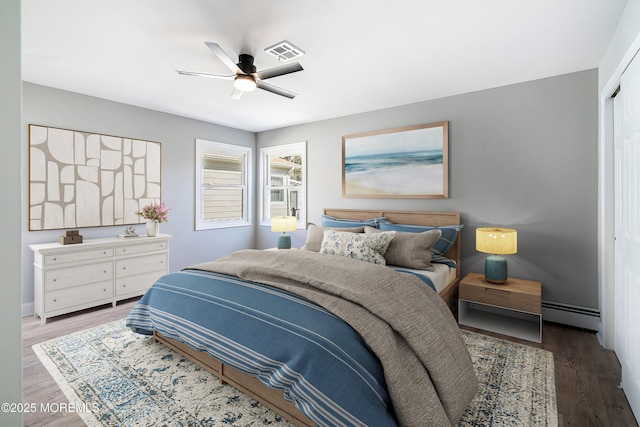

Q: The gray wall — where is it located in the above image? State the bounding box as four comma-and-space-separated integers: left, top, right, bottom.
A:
1, 0, 23, 425
257, 69, 599, 310
21, 70, 600, 312
21, 83, 257, 311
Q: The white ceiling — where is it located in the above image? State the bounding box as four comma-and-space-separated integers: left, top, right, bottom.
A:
22, 0, 628, 132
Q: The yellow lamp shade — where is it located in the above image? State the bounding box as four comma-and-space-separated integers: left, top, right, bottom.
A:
271, 216, 297, 233
476, 228, 517, 255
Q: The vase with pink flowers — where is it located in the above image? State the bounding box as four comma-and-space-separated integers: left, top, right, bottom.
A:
136, 202, 171, 237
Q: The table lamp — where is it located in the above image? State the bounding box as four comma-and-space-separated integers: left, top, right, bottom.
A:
476, 227, 517, 284
271, 216, 297, 249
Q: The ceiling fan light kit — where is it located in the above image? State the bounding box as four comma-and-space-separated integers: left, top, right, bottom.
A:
234, 75, 256, 92
177, 42, 304, 100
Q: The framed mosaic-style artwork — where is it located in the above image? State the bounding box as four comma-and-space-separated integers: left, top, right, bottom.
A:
28, 124, 162, 230
342, 121, 449, 198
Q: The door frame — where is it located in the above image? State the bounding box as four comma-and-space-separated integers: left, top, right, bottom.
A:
598, 38, 640, 349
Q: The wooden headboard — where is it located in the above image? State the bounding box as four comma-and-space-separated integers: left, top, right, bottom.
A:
323, 208, 461, 278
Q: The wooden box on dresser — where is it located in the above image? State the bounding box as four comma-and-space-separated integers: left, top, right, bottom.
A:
30, 234, 171, 325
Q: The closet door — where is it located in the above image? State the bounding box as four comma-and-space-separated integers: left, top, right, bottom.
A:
614, 50, 640, 419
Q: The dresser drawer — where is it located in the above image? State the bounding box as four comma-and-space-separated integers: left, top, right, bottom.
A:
44, 248, 113, 266
460, 282, 541, 314
45, 280, 113, 312
116, 270, 165, 297
115, 241, 169, 256
44, 262, 113, 291
116, 254, 167, 278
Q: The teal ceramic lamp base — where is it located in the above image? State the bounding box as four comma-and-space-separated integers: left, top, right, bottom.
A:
484, 255, 508, 284
277, 234, 291, 250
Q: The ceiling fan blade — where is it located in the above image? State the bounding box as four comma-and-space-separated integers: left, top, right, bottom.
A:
256, 80, 297, 99
205, 42, 241, 74
176, 70, 235, 80
230, 87, 244, 100
256, 62, 303, 80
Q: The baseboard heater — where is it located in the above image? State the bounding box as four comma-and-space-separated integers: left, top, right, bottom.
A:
541, 300, 600, 331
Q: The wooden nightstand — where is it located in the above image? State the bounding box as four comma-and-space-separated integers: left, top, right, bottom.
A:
458, 272, 542, 343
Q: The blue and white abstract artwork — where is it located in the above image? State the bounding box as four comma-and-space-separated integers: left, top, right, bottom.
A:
342, 122, 448, 198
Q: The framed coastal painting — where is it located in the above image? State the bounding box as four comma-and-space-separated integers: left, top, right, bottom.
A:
342, 121, 449, 198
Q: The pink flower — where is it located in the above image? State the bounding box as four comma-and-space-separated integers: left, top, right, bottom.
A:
136, 202, 171, 223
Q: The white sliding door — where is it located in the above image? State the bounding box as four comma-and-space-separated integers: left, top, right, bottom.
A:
613, 50, 640, 420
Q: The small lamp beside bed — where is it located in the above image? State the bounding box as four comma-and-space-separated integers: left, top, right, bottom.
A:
272, 216, 298, 249
476, 227, 517, 284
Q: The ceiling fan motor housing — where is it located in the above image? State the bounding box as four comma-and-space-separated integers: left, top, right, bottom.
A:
237, 54, 257, 74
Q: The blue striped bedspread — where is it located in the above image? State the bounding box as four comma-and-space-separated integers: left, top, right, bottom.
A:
126, 268, 407, 426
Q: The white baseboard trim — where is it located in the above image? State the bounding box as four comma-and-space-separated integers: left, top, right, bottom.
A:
542, 301, 600, 331
22, 301, 34, 318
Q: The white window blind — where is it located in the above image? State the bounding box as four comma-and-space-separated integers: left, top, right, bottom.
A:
196, 139, 252, 229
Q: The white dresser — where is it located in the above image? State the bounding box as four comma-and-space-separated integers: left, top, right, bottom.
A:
30, 234, 171, 325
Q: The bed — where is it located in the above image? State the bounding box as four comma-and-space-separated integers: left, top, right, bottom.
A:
126, 209, 475, 426
319, 209, 461, 311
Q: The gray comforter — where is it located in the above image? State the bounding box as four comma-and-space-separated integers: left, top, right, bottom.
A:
192, 249, 478, 426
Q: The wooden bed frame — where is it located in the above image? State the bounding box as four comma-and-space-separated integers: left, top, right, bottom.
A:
154, 209, 462, 426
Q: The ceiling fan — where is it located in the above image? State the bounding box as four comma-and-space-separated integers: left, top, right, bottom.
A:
177, 42, 303, 99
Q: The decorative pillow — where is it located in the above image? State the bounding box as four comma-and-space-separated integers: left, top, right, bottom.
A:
320, 229, 395, 265
364, 226, 441, 270
431, 253, 457, 269
321, 214, 385, 229
378, 221, 463, 256
302, 223, 365, 252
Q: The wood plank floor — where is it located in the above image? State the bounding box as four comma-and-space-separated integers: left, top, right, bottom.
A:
23, 300, 638, 427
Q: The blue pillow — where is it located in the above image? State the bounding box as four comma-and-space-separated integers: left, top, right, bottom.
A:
378, 221, 463, 256
321, 214, 385, 229
430, 253, 458, 269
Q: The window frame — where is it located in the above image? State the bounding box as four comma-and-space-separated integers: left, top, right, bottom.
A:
259, 141, 307, 228
195, 138, 252, 230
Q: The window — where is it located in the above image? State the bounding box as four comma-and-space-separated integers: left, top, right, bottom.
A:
195, 139, 252, 229
259, 142, 306, 227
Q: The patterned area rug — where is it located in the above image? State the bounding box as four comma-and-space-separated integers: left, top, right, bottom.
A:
33, 320, 557, 426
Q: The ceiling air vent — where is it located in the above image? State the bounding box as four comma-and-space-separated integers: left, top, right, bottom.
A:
264, 41, 305, 62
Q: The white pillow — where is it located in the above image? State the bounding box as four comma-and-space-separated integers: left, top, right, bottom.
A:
320, 229, 395, 265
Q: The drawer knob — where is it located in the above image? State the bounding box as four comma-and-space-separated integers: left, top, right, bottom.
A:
53, 278, 57, 282
53, 258, 57, 261
123, 267, 126, 270
53, 299, 57, 302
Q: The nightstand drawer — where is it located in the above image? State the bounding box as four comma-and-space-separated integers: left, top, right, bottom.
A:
459, 272, 542, 342
460, 282, 541, 314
